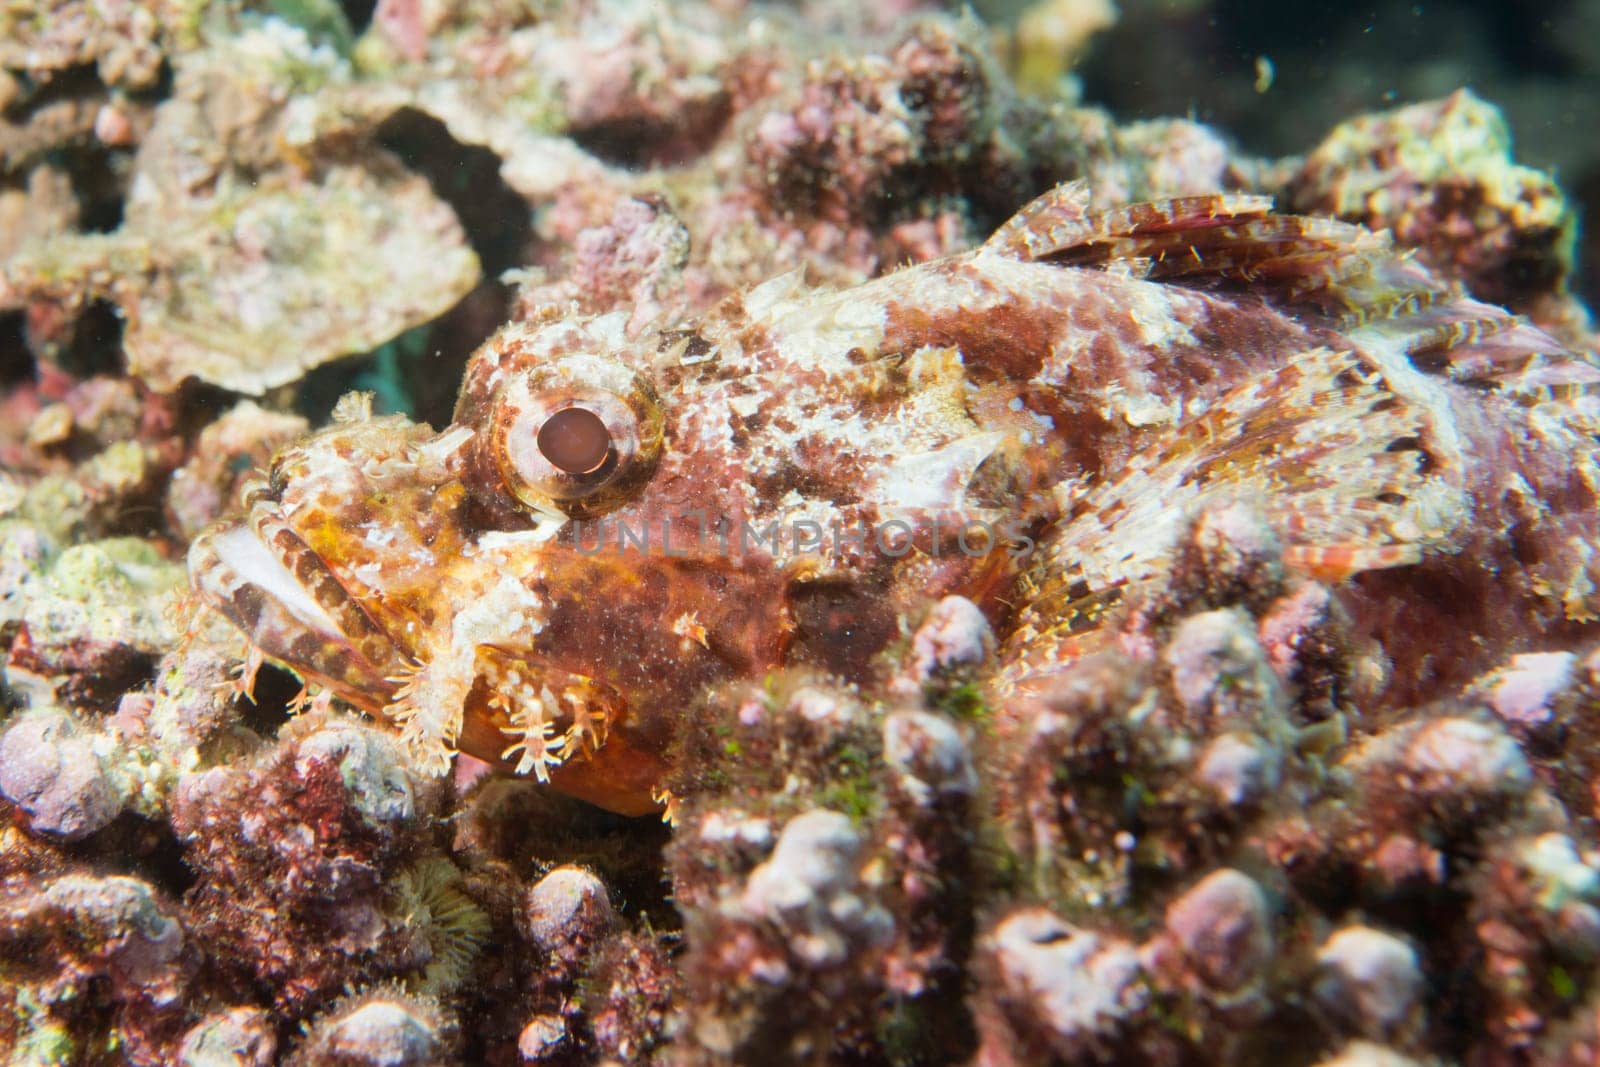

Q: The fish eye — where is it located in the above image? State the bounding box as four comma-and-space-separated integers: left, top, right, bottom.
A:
538, 407, 612, 475
489, 355, 663, 517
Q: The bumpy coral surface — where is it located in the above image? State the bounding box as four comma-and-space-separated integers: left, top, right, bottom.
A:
3, 1, 1600, 1064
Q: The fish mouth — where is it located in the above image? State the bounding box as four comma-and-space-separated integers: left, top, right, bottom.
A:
188, 512, 406, 709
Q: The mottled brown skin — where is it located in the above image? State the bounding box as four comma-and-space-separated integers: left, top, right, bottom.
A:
190, 185, 1600, 814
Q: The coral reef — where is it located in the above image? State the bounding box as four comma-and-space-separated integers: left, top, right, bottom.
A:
1288, 89, 1582, 336
660, 672, 979, 1063
1, 18, 481, 393
0, 868, 194, 1065
172, 717, 438, 1016
288, 986, 458, 1067
2, 0, 1599, 1064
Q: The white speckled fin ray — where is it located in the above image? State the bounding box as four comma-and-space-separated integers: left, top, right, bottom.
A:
1005, 346, 1452, 667
982, 183, 1282, 265
1347, 285, 1600, 402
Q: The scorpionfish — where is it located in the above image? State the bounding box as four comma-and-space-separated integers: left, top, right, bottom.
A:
190, 184, 1600, 815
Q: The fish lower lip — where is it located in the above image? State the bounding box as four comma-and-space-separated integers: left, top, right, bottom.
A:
188, 521, 398, 706
197, 524, 345, 636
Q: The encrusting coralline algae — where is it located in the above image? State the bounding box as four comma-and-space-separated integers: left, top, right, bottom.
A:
3, 1, 1600, 1064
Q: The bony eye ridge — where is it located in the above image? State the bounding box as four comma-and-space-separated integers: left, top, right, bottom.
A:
487, 354, 663, 517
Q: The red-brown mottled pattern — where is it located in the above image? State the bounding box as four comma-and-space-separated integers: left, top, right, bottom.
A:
189, 186, 1600, 814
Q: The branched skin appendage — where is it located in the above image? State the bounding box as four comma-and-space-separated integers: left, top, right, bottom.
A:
385, 549, 562, 777
189, 183, 1600, 814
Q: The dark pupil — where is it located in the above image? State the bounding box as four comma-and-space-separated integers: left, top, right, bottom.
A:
537, 407, 611, 475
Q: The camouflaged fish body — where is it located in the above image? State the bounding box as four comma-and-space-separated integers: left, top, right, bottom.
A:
190, 184, 1600, 814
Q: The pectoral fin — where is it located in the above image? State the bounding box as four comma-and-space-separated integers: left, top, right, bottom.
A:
1005, 346, 1464, 670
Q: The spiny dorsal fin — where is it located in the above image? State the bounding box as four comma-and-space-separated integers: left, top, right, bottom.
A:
987, 188, 1600, 403
983, 185, 1400, 316
983, 184, 1278, 263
